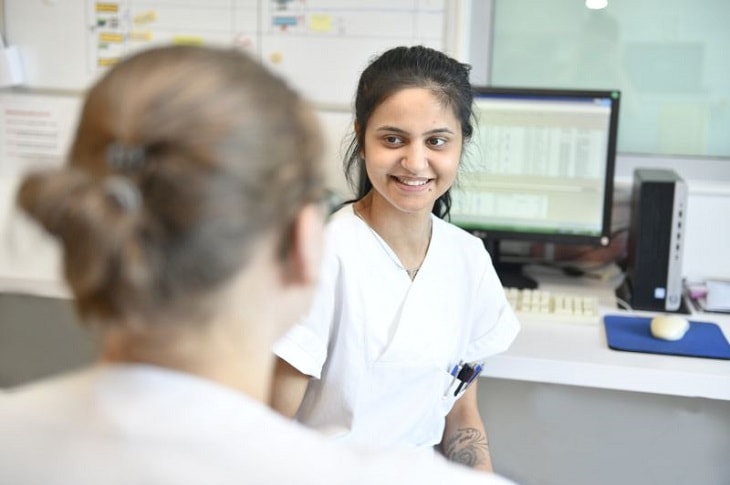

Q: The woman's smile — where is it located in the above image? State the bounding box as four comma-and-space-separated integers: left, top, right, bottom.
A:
391, 175, 433, 189
363, 87, 462, 215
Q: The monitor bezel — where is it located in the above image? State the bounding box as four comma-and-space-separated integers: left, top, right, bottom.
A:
452, 85, 621, 248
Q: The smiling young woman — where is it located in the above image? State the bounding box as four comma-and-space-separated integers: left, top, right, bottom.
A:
271, 45, 521, 474
355, 85, 463, 274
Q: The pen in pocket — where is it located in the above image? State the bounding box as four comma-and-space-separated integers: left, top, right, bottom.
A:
453, 362, 484, 397
444, 361, 462, 397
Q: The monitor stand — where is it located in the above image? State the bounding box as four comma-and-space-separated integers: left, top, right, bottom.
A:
494, 261, 538, 289
480, 237, 538, 290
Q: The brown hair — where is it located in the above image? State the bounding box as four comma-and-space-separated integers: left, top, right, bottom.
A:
17, 45, 324, 325
343, 45, 473, 218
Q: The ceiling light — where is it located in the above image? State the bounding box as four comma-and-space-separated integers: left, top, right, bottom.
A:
586, 0, 608, 9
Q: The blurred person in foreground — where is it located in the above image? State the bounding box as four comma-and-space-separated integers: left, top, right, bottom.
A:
0, 44, 518, 485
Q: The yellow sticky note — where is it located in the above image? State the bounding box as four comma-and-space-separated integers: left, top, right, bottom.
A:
98, 57, 120, 67
129, 31, 153, 41
309, 14, 332, 33
95, 3, 119, 13
172, 36, 204, 46
133, 10, 157, 25
99, 32, 124, 43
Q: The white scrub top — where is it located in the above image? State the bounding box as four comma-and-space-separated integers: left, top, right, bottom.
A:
0, 364, 517, 485
274, 205, 520, 451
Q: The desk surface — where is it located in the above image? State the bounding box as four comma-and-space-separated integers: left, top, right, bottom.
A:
482, 273, 730, 401
3, 273, 729, 401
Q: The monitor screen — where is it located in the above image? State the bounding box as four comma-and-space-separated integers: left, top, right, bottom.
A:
450, 86, 620, 286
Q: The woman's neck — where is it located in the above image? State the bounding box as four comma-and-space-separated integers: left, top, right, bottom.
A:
100, 317, 274, 403
354, 192, 433, 275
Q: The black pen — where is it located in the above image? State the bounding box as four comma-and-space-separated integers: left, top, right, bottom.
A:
453, 363, 473, 396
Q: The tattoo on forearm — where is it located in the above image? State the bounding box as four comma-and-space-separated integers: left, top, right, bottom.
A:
444, 427, 489, 468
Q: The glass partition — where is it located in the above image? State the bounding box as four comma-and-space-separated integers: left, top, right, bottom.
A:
489, 0, 730, 158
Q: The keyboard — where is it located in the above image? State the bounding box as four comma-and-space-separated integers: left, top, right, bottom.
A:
504, 287, 601, 325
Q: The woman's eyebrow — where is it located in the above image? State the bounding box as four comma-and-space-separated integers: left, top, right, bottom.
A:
423, 127, 455, 135
374, 126, 455, 135
375, 125, 408, 134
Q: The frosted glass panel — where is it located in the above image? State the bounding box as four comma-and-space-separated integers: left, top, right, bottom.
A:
490, 0, 730, 158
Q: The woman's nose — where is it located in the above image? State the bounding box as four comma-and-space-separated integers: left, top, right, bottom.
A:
400, 144, 428, 172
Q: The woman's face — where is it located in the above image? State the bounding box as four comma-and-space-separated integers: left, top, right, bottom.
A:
362, 87, 463, 216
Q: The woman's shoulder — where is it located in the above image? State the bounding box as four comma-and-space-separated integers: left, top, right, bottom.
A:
327, 203, 357, 225
324, 204, 359, 238
319, 203, 364, 257
433, 217, 486, 251
431, 217, 496, 275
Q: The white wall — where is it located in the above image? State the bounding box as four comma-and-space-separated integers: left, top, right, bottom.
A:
1, 0, 729, 297
0, 104, 355, 297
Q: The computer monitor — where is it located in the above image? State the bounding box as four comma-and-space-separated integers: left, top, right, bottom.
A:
450, 86, 620, 288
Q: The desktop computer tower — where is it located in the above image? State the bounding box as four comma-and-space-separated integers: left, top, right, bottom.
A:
624, 169, 687, 312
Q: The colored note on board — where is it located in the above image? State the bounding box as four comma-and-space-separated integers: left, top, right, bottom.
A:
310, 14, 333, 33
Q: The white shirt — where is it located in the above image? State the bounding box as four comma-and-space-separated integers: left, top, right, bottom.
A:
275, 205, 520, 451
0, 364, 518, 485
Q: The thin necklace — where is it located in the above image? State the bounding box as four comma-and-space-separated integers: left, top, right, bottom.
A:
353, 205, 432, 280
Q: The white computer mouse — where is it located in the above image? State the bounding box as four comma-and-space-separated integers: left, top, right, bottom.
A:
650, 314, 690, 341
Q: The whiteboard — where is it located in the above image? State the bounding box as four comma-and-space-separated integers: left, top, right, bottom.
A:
0, 0, 474, 297
5, 0, 463, 106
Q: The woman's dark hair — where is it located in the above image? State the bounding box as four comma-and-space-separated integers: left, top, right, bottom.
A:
17, 45, 324, 325
343, 45, 473, 218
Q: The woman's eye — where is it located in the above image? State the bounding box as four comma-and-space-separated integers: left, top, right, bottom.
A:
384, 135, 403, 145
428, 137, 447, 147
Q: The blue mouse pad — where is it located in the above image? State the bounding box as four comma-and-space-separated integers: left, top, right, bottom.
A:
603, 315, 730, 360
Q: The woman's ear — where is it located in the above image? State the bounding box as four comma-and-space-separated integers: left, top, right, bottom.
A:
282, 203, 324, 286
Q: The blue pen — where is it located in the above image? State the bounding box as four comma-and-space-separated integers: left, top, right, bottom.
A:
467, 364, 482, 385
444, 362, 462, 397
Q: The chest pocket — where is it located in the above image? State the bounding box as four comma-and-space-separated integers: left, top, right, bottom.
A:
346, 267, 470, 448
351, 360, 458, 448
